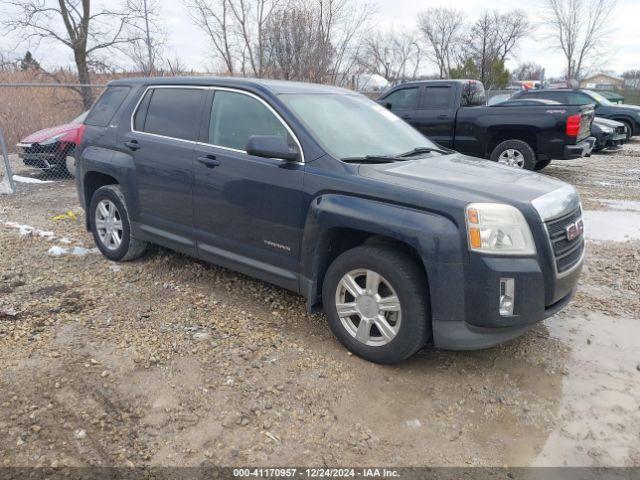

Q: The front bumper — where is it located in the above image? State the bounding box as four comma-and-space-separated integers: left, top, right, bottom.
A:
433, 288, 576, 350
430, 247, 582, 350
562, 136, 595, 159
16, 142, 66, 169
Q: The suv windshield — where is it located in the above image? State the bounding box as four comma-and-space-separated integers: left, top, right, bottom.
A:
280, 93, 438, 160
584, 90, 613, 106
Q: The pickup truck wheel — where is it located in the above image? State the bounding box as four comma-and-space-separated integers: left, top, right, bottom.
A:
534, 159, 552, 171
491, 140, 536, 170
322, 245, 430, 364
90, 185, 148, 262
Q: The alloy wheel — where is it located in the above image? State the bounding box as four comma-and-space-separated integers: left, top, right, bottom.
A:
498, 148, 525, 168
95, 199, 123, 250
335, 269, 402, 346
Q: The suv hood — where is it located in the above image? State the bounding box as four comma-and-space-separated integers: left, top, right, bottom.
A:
359, 153, 570, 213
20, 123, 82, 144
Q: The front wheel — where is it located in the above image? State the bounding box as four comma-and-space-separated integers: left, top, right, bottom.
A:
490, 139, 537, 170
322, 245, 430, 364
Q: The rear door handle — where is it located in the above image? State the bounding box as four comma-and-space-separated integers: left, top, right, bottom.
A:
124, 140, 140, 151
197, 155, 220, 168
437, 115, 449, 119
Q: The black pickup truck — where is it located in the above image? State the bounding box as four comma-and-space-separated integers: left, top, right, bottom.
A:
377, 80, 595, 171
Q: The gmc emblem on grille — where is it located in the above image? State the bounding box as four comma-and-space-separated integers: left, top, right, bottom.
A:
565, 219, 584, 241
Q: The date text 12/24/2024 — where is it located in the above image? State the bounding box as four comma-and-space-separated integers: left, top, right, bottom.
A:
233, 468, 400, 478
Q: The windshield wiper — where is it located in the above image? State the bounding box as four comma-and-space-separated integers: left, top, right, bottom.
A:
342, 155, 401, 164
397, 146, 451, 157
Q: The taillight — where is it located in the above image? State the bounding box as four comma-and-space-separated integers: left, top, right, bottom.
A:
566, 114, 581, 137
75, 124, 86, 145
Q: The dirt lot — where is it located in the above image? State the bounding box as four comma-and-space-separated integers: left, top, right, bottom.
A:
1, 142, 639, 468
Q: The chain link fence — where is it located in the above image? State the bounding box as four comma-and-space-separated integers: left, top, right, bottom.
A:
0, 83, 105, 192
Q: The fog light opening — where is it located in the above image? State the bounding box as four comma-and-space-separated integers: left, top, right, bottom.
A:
499, 278, 515, 316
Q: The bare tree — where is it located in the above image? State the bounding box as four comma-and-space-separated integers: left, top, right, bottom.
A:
123, 0, 167, 75
513, 62, 545, 81
622, 70, 640, 88
417, 7, 465, 79
461, 10, 530, 88
186, 0, 237, 74
543, 0, 616, 81
187, 0, 373, 84
359, 29, 421, 83
3, 0, 140, 108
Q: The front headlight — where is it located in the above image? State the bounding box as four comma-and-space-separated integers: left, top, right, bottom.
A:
39, 133, 65, 146
465, 203, 536, 255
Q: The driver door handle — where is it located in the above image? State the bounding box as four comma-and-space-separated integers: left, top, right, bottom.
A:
197, 155, 221, 168
124, 140, 140, 151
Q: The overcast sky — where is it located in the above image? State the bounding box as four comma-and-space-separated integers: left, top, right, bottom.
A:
3, 0, 639, 78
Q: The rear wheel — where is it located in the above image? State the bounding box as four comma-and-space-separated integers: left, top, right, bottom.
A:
322, 245, 430, 364
534, 159, 552, 171
490, 139, 537, 170
90, 185, 148, 262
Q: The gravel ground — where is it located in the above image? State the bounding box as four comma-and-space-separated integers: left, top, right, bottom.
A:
0, 142, 639, 468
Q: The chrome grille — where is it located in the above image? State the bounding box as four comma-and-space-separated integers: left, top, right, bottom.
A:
546, 207, 585, 275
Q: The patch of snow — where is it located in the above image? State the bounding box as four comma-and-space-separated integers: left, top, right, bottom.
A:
48, 245, 99, 257
3, 220, 55, 239
11, 175, 53, 184
71, 246, 98, 256
48, 246, 68, 257
583, 210, 640, 242
405, 419, 422, 428
599, 199, 640, 213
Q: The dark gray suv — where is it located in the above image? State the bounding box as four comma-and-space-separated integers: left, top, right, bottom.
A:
75, 77, 584, 363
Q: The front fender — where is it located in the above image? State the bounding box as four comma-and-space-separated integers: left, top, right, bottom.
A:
299, 194, 466, 314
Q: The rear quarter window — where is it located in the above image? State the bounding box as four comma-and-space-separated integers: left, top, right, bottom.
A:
85, 86, 131, 127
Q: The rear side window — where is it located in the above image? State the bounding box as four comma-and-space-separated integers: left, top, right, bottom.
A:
383, 88, 418, 110
460, 81, 486, 106
139, 88, 204, 141
524, 91, 568, 103
85, 86, 130, 126
421, 86, 453, 108
566, 92, 595, 105
208, 91, 289, 151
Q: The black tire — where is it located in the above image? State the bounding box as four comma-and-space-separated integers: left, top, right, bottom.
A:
490, 139, 537, 170
534, 159, 552, 171
322, 245, 430, 364
618, 119, 634, 140
89, 185, 148, 262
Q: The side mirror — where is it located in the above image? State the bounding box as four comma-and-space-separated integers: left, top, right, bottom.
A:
384, 102, 393, 110
246, 135, 299, 162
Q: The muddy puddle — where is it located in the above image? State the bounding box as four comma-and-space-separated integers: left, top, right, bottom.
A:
534, 311, 640, 466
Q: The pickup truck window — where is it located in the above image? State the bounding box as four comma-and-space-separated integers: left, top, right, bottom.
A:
281, 93, 435, 160
140, 87, 204, 141
421, 86, 453, 109
460, 81, 486, 107
208, 90, 290, 151
383, 87, 418, 109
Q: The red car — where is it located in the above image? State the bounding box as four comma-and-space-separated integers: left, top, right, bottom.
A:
16, 112, 86, 177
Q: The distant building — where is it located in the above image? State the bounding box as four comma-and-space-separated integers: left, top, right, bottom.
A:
580, 74, 624, 90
